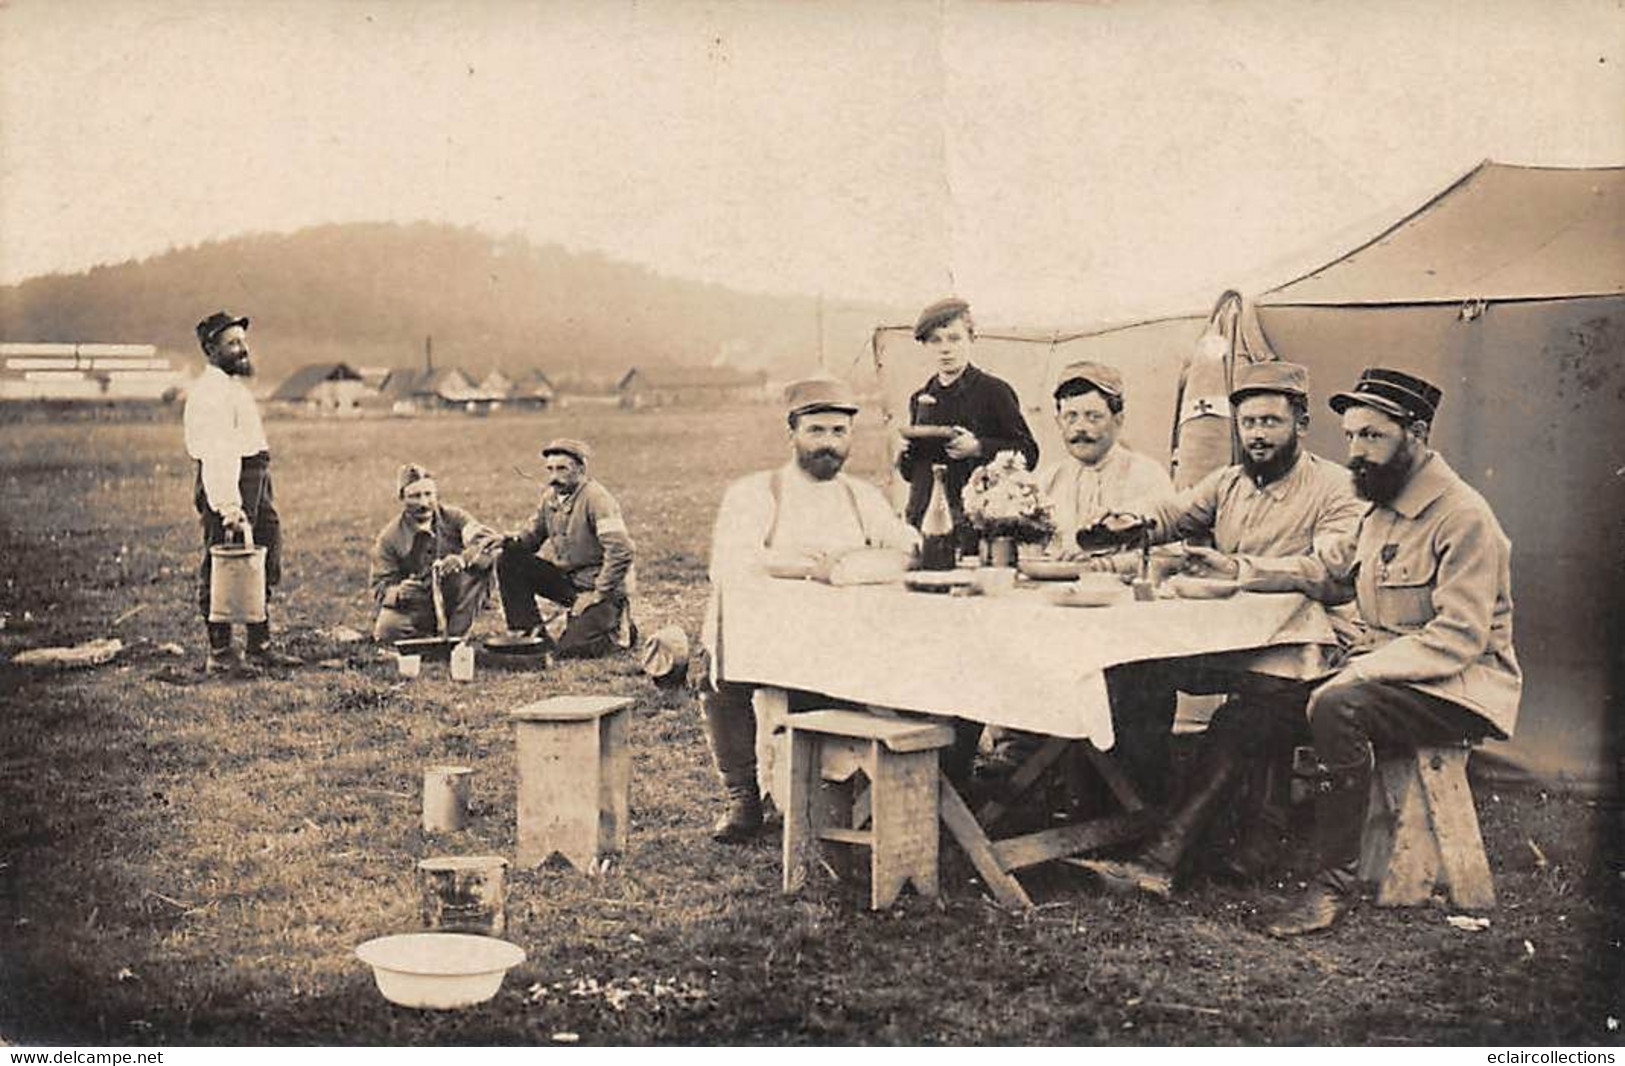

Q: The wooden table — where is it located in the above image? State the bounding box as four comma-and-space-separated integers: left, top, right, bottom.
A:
717, 577, 1340, 907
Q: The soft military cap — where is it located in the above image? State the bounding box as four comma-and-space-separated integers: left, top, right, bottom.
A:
1230, 361, 1310, 405
784, 376, 860, 418
1329, 367, 1443, 424
639, 624, 690, 689
1053, 360, 1124, 400
913, 297, 972, 342
396, 462, 435, 496
540, 438, 593, 464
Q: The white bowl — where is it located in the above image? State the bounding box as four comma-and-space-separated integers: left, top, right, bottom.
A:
355, 932, 526, 1010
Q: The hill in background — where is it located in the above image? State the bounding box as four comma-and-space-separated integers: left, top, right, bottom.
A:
0, 222, 900, 387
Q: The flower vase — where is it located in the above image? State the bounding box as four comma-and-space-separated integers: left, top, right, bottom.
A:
987, 535, 1016, 569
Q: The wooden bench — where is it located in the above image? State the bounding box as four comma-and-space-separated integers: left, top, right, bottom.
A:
1358, 744, 1495, 910
782, 710, 956, 910
511, 695, 635, 871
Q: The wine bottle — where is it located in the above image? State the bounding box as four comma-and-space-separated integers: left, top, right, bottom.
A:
921, 463, 956, 571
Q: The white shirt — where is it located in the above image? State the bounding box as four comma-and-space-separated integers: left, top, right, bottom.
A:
183, 364, 269, 513
1036, 443, 1174, 554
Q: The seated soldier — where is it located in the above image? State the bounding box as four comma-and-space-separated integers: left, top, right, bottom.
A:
702, 377, 920, 841
370, 463, 499, 642
497, 438, 636, 658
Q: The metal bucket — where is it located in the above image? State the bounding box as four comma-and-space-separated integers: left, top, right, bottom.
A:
208, 525, 267, 624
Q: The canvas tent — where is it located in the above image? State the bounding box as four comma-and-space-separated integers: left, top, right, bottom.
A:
873, 161, 1623, 792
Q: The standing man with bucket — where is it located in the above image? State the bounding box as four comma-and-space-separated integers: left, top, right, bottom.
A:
184, 311, 302, 677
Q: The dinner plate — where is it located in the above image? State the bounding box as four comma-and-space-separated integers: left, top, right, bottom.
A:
1017, 558, 1088, 581
1165, 575, 1241, 600
898, 425, 958, 441
764, 559, 816, 580
904, 571, 978, 594
1047, 583, 1129, 608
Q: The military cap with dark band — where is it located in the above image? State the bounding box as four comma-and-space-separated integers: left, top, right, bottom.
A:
540, 438, 593, 464
1329, 367, 1443, 424
396, 462, 435, 496
196, 311, 250, 348
1230, 361, 1310, 405
784, 376, 860, 418
913, 297, 972, 342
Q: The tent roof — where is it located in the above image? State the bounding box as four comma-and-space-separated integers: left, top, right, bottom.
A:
1264, 162, 1625, 307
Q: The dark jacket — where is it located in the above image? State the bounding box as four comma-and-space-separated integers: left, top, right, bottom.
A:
897, 364, 1039, 542
369, 504, 497, 609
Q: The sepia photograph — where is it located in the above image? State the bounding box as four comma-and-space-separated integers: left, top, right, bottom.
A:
1, 0, 1621, 1048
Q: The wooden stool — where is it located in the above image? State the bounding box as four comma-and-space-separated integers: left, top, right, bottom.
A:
1358, 745, 1495, 909
512, 695, 634, 871
783, 709, 955, 910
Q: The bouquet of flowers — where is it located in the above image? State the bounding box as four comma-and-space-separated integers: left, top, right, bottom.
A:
961, 450, 1055, 544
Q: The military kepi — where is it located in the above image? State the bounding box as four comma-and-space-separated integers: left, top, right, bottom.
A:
540, 438, 593, 464
784, 377, 860, 418
1230, 361, 1309, 404
1329, 367, 1442, 423
913, 297, 972, 342
196, 311, 250, 348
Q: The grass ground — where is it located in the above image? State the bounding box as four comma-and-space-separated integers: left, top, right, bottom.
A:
1, 406, 1621, 1045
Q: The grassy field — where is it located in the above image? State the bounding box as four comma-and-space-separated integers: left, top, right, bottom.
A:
0, 405, 1620, 1046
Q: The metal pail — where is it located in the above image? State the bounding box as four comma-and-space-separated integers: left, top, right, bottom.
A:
208, 525, 267, 623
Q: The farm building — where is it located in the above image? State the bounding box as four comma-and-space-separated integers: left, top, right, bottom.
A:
617, 365, 768, 409
270, 362, 370, 410
0, 342, 189, 401
507, 368, 555, 410
379, 366, 506, 413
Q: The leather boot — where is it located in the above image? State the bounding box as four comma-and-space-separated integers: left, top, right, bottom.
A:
702, 684, 763, 843
1213, 756, 1290, 883
1074, 741, 1240, 900
711, 785, 764, 843
1266, 754, 1369, 937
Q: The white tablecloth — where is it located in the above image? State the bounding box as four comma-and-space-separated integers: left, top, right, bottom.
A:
717, 579, 1340, 746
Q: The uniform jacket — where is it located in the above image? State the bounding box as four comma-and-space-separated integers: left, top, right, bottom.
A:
1144, 450, 1364, 594
370, 504, 498, 609
511, 478, 634, 597
1037, 443, 1173, 555
1315, 452, 1521, 738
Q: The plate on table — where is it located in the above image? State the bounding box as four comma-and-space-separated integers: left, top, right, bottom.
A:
898, 425, 958, 441
1018, 558, 1088, 581
764, 559, 817, 580
1165, 575, 1240, 600
904, 571, 978, 594
1047, 575, 1131, 608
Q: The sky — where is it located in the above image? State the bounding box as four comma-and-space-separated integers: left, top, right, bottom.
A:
2, 0, 1622, 326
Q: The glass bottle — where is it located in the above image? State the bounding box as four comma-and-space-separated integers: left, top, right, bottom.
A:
920, 463, 957, 571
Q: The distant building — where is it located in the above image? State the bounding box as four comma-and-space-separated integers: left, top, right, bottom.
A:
271, 362, 370, 410
507, 368, 555, 410
616, 365, 769, 409
379, 366, 504, 413
0, 342, 189, 401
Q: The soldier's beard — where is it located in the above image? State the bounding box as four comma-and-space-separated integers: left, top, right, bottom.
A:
797, 448, 846, 481
218, 352, 253, 377
1241, 435, 1300, 485
1349, 446, 1415, 504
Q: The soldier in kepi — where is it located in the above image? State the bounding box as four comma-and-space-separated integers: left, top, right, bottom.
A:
182, 311, 302, 677
1266, 368, 1521, 937
497, 438, 637, 658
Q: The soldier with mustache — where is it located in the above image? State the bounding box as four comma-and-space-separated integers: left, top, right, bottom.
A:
496, 438, 637, 659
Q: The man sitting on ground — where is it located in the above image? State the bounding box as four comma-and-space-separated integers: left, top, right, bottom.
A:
701, 377, 920, 842
369, 463, 500, 643
497, 438, 636, 658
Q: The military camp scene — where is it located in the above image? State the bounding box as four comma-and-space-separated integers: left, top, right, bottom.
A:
1, 0, 1620, 1052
